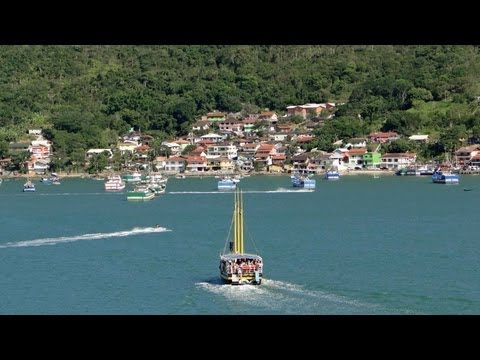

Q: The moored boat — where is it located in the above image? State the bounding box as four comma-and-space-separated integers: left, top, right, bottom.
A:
325, 170, 340, 180
126, 185, 155, 201
432, 169, 459, 184
219, 187, 263, 285
105, 175, 126, 191
122, 171, 143, 183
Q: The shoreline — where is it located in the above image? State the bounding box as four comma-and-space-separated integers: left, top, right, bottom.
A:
1, 169, 395, 180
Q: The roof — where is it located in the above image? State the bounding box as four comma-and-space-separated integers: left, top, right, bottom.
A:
382, 152, 416, 158
408, 135, 429, 140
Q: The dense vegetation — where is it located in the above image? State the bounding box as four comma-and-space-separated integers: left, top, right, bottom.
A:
2, 45, 480, 167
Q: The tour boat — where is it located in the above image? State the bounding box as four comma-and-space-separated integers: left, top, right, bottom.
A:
219, 188, 263, 285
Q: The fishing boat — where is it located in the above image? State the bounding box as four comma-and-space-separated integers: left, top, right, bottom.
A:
219, 188, 263, 285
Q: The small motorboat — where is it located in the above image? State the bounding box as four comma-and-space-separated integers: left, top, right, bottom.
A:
463, 188, 474, 191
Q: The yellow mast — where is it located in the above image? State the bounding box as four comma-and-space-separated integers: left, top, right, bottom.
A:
234, 188, 238, 253
233, 188, 244, 254
239, 188, 244, 254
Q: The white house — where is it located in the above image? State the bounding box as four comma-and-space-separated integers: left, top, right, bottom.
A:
381, 153, 417, 169
409, 135, 429, 143
86, 148, 113, 158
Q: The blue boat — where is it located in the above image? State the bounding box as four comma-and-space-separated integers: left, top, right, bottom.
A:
432, 169, 459, 184
291, 173, 316, 189
325, 170, 340, 180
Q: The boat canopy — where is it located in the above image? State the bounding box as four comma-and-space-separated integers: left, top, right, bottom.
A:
220, 253, 262, 262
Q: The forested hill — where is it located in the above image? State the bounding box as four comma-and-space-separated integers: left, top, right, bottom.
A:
1, 45, 480, 152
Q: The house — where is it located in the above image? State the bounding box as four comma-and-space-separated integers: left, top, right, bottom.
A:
153, 156, 168, 170
291, 153, 311, 173
200, 133, 224, 143
408, 134, 429, 143
206, 143, 238, 159
270, 153, 286, 167
286, 103, 330, 119
161, 141, 181, 155
29, 143, 50, 159
347, 148, 368, 168
271, 133, 289, 142
28, 129, 43, 136
242, 118, 258, 133
86, 148, 113, 159
254, 143, 276, 170
190, 146, 207, 157
381, 153, 417, 169
175, 139, 192, 153
258, 111, 278, 124
185, 155, 208, 172
219, 118, 243, 133
363, 152, 382, 169
164, 156, 186, 173
208, 157, 235, 172
206, 112, 225, 122
118, 142, 138, 154
455, 145, 480, 165
310, 153, 334, 171
368, 132, 400, 143
276, 124, 294, 133
28, 158, 50, 174
192, 121, 211, 132
295, 135, 314, 145
345, 137, 367, 148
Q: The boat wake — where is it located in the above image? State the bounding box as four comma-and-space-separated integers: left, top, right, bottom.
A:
38, 192, 124, 196
169, 189, 313, 195
196, 278, 414, 314
0, 226, 171, 249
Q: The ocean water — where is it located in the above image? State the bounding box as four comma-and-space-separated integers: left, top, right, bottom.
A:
0, 174, 479, 314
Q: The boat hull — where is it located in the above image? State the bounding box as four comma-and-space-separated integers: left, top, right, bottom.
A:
220, 271, 262, 285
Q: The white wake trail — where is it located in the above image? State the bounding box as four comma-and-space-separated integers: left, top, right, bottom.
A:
0, 226, 171, 249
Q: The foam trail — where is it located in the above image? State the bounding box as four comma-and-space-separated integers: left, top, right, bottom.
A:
197, 278, 416, 314
169, 189, 313, 195
0, 226, 170, 249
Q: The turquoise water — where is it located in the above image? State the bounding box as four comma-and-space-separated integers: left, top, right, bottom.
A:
0, 174, 479, 314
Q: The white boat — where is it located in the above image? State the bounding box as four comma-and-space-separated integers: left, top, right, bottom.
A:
146, 181, 166, 195
325, 170, 340, 180
144, 173, 168, 184
105, 175, 126, 191
122, 171, 142, 183
218, 177, 236, 190
219, 188, 263, 285
23, 180, 36, 192
126, 185, 155, 201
